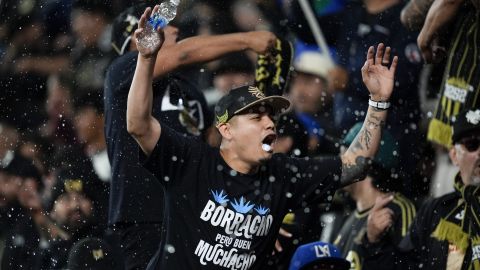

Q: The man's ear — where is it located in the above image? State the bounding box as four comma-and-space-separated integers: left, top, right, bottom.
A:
449, 146, 458, 166
217, 123, 233, 140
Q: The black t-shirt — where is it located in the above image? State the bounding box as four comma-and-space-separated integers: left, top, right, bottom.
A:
143, 125, 342, 269
104, 51, 212, 225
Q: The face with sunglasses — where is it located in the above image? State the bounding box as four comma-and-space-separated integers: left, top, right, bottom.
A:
450, 133, 480, 186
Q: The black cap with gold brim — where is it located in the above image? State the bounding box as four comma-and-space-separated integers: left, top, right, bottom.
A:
215, 85, 291, 125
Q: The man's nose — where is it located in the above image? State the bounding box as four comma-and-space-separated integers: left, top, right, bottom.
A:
262, 115, 275, 130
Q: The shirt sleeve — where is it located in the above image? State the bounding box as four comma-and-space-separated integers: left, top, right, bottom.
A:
280, 155, 342, 210
142, 124, 206, 186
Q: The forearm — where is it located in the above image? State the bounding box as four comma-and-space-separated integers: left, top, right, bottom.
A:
154, 32, 253, 77
127, 55, 156, 136
340, 107, 387, 186
31, 210, 70, 240
15, 56, 70, 75
400, 0, 435, 31
419, 0, 464, 40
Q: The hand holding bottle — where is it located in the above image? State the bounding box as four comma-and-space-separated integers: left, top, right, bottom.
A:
135, 5, 166, 58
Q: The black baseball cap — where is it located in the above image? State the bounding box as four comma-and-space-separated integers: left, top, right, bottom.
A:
452, 109, 480, 143
67, 237, 116, 270
111, 4, 147, 56
214, 85, 291, 125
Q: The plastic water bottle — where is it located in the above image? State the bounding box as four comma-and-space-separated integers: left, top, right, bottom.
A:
149, 0, 180, 29
137, 0, 180, 49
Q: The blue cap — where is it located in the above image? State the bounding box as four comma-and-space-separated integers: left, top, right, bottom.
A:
289, 242, 350, 270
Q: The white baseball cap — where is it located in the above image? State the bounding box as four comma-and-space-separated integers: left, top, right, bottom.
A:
293, 51, 334, 79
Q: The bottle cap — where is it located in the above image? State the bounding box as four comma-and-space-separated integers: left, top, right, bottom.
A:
170, 0, 180, 6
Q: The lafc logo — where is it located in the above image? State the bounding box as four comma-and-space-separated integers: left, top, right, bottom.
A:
248, 86, 265, 99
314, 244, 331, 258
92, 249, 104, 260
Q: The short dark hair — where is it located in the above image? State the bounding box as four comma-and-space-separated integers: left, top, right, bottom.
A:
213, 52, 254, 76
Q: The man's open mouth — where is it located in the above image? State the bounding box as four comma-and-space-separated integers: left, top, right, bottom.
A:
261, 134, 277, 152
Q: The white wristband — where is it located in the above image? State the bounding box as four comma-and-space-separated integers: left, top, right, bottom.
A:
368, 99, 390, 110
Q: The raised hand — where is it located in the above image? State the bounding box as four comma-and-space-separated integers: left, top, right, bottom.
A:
367, 194, 394, 243
134, 5, 165, 58
361, 43, 398, 101
246, 31, 277, 55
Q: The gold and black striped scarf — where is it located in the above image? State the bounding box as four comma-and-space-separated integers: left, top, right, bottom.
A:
431, 176, 480, 269
427, 9, 480, 148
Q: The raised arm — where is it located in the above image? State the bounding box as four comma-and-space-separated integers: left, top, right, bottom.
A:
153, 31, 277, 77
400, 0, 435, 31
340, 44, 398, 187
127, 6, 164, 156
417, 0, 464, 63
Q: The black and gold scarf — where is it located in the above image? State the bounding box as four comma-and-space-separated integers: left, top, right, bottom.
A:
431, 176, 480, 269
427, 8, 480, 148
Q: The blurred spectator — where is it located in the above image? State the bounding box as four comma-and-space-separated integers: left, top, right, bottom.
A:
231, 0, 288, 37
416, 0, 480, 148
17, 132, 51, 177
39, 167, 107, 269
69, 0, 114, 97
332, 0, 423, 197
272, 50, 341, 269
333, 123, 416, 269
73, 91, 110, 183
289, 241, 350, 270
277, 50, 339, 157
0, 1, 72, 130
232, 0, 273, 32
402, 0, 480, 198
382, 109, 480, 269
0, 154, 46, 270
40, 72, 77, 147
67, 237, 118, 270
204, 52, 255, 108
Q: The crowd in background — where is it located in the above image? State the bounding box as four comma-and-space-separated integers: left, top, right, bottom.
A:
0, 0, 478, 269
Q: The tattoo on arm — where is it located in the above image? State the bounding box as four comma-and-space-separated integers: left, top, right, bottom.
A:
341, 112, 384, 186
178, 52, 189, 62
340, 156, 371, 186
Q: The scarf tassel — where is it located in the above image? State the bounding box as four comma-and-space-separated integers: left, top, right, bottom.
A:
432, 218, 470, 252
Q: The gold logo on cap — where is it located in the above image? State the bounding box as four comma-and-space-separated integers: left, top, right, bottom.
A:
216, 110, 229, 124
92, 249, 104, 260
248, 86, 265, 99
64, 179, 83, 193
